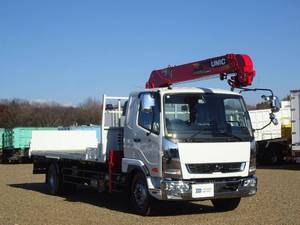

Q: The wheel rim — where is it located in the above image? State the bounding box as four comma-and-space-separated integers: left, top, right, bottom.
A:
134, 181, 147, 208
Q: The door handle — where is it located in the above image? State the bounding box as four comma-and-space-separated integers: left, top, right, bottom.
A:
133, 138, 141, 143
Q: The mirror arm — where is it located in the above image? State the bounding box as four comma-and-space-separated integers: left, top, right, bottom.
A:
238, 87, 280, 129
254, 120, 272, 131
254, 112, 277, 131
237, 87, 274, 97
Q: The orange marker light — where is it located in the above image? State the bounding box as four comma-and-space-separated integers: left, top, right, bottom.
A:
151, 167, 159, 173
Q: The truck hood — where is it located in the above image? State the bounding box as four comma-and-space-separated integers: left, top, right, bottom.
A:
177, 142, 250, 179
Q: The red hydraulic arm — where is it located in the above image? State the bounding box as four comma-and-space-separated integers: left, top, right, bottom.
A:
145, 54, 256, 89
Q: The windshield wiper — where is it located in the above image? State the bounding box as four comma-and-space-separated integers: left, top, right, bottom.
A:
184, 128, 211, 142
215, 131, 244, 141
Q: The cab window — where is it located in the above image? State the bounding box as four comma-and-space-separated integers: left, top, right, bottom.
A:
138, 93, 160, 134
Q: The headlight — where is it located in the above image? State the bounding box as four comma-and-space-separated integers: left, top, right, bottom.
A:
163, 181, 191, 199
164, 181, 190, 192
249, 140, 257, 175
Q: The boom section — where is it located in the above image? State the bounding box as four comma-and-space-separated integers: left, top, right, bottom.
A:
146, 54, 255, 89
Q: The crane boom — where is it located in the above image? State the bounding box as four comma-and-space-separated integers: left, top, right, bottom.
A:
145, 54, 256, 89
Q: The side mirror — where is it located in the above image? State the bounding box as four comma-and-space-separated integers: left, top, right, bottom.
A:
271, 96, 280, 113
140, 93, 155, 112
261, 95, 281, 113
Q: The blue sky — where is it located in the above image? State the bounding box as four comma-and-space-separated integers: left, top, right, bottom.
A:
0, 0, 299, 105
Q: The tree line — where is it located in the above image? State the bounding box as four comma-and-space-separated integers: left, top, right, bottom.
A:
0, 98, 102, 128
0, 95, 290, 128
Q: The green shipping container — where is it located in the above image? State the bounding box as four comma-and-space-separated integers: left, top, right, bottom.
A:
0, 128, 5, 149
3, 127, 57, 150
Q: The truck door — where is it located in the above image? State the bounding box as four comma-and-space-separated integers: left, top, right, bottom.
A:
124, 92, 161, 177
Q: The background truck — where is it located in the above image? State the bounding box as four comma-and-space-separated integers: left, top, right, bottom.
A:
0, 128, 4, 161
1, 127, 57, 163
249, 90, 300, 164
30, 54, 279, 215
291, 90, 300, 162
0, 126, 101, 163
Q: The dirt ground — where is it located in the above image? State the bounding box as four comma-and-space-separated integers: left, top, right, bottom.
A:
0, 164, 300, 225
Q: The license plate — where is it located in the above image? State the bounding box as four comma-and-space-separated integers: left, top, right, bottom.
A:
192, 183, 214, 198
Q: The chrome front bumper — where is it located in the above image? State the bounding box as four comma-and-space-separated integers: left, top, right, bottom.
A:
149, 176, 257, 201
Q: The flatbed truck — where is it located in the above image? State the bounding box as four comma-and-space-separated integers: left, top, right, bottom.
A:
30, 54, 280, 215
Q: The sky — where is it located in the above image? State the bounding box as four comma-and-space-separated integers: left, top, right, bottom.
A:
0, 0, 300, 106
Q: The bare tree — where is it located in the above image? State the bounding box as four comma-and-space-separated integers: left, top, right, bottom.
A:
0, 98, 103, 128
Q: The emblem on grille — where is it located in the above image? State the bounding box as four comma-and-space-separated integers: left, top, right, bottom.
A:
214, 164, 223, 172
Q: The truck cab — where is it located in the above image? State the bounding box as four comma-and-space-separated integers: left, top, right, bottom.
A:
109, 87, 257, 214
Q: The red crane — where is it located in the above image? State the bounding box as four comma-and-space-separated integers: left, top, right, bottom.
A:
146, 54, 256, 89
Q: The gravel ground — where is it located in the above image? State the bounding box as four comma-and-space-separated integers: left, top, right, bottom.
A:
0, 164, 300, 225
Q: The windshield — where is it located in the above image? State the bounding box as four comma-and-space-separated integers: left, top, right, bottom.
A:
164, 93, 253, 142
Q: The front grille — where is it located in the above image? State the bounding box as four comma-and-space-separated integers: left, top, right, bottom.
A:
186, 162, 245, 174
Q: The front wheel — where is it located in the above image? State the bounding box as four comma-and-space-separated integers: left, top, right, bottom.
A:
211, 198, 241, 212
130, 172, 152, 216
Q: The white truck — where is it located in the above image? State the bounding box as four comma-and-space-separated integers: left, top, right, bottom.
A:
249, 101, 291, 164
30, 54, 279, 215
291, 90, 300, 162
249, 90, 300, 164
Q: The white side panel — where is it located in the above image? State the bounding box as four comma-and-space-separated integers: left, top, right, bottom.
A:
249, 102, 291, 141
249, 109, 281, 141
291, 90, 300, 151
178, 142, 250, 179
29, 130, 98, 161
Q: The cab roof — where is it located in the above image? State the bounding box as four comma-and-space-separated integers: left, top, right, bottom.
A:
130, 87, 241, 97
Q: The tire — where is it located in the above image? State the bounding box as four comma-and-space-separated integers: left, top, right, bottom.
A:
212, 198, 241, 212
266, 147, 283, 165
269, 150, 279, 165
47, 163, 63, 195
130, 172, 152, 216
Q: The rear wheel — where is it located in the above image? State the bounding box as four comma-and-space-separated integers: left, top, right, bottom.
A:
130, 172, 152, 216
212, 198, 241, 212
47, 163, 63, 195
266, 147, 283, 165
269, 150, 279, 165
